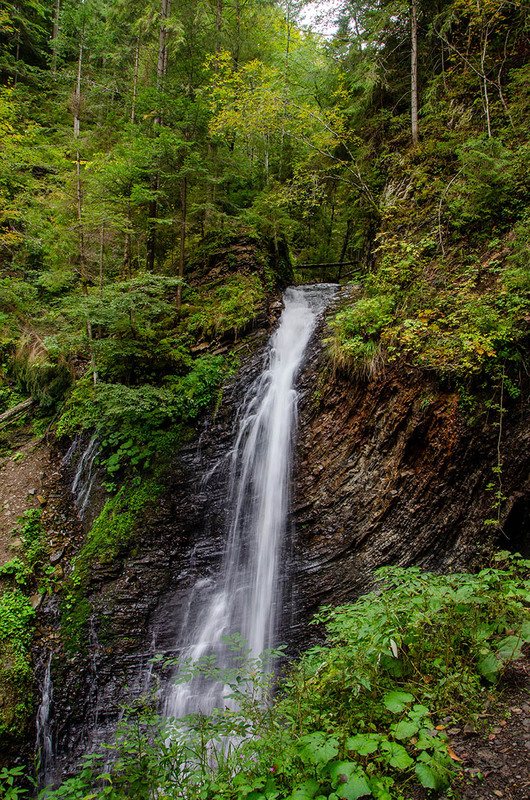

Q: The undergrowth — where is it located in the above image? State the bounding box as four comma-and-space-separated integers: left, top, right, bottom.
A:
60, 478, 163, 652
24, 553, 530, 800
0, 510, 50, 742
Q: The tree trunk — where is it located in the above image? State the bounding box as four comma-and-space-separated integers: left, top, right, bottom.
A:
177, 177, 187, 312
51, 0, 61, 75
411, 0, 419, 146
147, 0, 170, 270
86, 317, 97, 386
280, 0, 292, 178
131, 33, 140, 125
76, 151, 87, 291
99, 222, 104, 294
74, 37, 83, 139
0, 398, 34, 426
123, 203, 132, 278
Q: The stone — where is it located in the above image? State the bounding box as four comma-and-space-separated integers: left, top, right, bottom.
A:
50, 547, 65, 564
30, 593, 43, 609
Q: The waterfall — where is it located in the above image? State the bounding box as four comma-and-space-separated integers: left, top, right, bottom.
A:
36, 652, 54, 789
63, 436, 99, 518
165, 285, 336, 719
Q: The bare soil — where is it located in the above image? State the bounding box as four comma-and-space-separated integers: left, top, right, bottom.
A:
0, 432, 53, 565
445, 655, 530, 800
408, 654, 530, 800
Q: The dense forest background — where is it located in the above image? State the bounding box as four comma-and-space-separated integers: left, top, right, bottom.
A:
1, 0, 530, 439
2, 0, 530, 796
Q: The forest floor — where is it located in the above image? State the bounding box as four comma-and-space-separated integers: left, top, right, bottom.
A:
412, 651, 530, 800
0, 429, 52, 565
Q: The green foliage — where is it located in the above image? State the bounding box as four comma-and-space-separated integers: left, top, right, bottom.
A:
58, 354, 228, 478
0, 509, 53, 592
43, 556, 530, 799
61, 478, 162, 651
0, 587, 35, 739
0, 765, 28, 800
447, 139, 530, 234
330, 253, 530, 380
0, 510, 53, 742
186, 275, 265, 339
328, 295, 394, 378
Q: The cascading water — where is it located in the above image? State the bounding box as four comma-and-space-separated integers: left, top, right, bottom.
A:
36, 652, 54, 789
165, 285, 336, 719
63, 435, 99, 519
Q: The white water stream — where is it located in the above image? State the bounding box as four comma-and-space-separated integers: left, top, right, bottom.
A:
36, 652, 54, 787
165, 285, 336, 719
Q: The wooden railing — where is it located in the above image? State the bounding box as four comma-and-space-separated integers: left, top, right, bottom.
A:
295, 261, 364, 283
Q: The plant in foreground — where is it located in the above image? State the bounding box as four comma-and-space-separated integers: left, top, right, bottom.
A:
35, 554, 530, 799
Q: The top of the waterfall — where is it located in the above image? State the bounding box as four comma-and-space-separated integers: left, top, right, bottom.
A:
284, 283, 339, 313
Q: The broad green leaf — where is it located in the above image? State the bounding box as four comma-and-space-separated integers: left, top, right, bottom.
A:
520, 620, 530, 641
410, 704, 430, 718
497, 635, 523, 661
369, 779, 393, 800
380, 741, 414, 770
415, 753, 450, 791
298, 732, 339, 764
346, 734, 380, 755
392, 719, 419, 740
383, 691, 414, 713
477, 652, 500, 682
415, 762, 438, 789
290, 779, 320, 800
329, 763, 372, 800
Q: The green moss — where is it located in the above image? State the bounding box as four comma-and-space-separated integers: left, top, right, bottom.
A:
60, 479, 163, 651
185, 274, 265, 339
0, 588, 35, 739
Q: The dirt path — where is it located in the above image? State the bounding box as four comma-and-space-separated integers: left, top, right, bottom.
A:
447, 655, 530, 800
0, 435, 53, 565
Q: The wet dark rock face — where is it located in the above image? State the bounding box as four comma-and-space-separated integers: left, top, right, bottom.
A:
42, 291, 530, 780
48, 327, 273, 778
290, 349, 530, 637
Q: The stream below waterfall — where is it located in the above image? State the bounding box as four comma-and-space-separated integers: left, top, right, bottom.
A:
164, 284, 337, 719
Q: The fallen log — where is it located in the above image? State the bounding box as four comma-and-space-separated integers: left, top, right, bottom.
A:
0, 397, 34, 426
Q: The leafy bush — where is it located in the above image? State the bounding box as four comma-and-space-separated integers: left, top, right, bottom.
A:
185, 274, 265, 339
57, 355, 229, 477
328, 294, 395, 377
0, 588, 35, 739
448, 139, 530, 234
42, 556, 530, 799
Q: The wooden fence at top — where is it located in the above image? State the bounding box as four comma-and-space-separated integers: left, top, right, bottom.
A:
295, 260, 364, 283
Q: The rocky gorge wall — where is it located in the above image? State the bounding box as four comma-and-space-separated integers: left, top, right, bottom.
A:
290, 335, 530, 633
18, 287, 530, 782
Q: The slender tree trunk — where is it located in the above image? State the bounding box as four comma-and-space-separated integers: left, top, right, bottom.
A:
76, 152, 87, 289
147, 0, 170, 270
123, 203, 132, 278
86, 317, 97, 386
51, 0, 61, 75
71, 21, 95, 385
411, 0, 419, 146
177, 177, 187, 312
480, 26, 492, 138
339, 218, 352, 265
131, 34, 140, 125
124, 36, 140, 276
74, 38, 83, 139
280, 1, 292, 178
234, 0, 241, 66
74, 32, 86, 290
146, 177, 158, 272
99, 222, 104, 294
